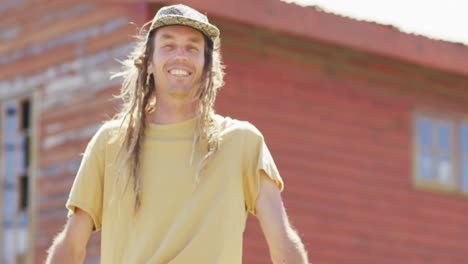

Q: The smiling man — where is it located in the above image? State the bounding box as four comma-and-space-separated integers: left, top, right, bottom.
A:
46, 4, 309, 264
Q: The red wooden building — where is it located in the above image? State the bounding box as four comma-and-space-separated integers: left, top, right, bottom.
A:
1, 0, 468, 263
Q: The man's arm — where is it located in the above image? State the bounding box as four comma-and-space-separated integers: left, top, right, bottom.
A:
46, 208, 94, 264
256, 171, 309, 264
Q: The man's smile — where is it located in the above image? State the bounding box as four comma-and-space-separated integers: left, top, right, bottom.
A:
168, 69, 191, 77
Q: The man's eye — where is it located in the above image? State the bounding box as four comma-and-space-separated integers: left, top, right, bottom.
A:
188, 46, 199, 52
163, 44, 174, 50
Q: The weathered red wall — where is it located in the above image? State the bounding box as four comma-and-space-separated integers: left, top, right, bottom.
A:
0, 1, 149, 263
215, 19, 468, 264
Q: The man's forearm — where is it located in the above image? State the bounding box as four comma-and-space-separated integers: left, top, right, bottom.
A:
46, 230, 86, 264
270, 227, 309, 264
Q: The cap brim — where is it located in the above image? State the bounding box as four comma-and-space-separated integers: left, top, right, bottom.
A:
150, 15, 219, 41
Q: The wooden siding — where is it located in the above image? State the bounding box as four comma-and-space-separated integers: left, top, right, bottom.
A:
215, 18, 468, 264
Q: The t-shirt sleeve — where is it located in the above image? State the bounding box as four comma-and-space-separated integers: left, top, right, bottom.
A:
243, 123, 284, 215
65, 125, 107, 231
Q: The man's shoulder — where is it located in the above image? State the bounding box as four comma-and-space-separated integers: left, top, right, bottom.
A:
214, 114, 263, 138
92, 119, 126, 146
97, 119, 123, 135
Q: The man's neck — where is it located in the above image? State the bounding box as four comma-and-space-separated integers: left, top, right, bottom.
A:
149, 100, 198, 124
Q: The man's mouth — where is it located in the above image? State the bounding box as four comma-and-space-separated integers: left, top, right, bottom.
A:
168, 69, 191, 77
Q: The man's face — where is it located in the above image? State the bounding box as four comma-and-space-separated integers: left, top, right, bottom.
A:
149, 25, 206, 101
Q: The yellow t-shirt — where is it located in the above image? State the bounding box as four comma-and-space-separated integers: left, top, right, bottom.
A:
66, 115, 283, 264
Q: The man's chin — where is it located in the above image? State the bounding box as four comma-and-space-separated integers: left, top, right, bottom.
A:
167, 87, 196, 100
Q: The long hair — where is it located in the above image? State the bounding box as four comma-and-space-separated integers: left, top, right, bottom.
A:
110, 22, 225, 212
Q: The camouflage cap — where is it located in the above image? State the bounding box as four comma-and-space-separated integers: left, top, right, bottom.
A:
148, 4, 220, 41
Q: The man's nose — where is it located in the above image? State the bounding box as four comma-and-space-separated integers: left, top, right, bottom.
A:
174, 46, 188, 58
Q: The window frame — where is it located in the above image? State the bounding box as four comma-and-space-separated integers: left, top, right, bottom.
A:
0, 91, 39, 264
413, 110, 468, 196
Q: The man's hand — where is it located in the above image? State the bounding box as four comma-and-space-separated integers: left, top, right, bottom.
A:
256, 171, 309, 264
46, 208, 94, 264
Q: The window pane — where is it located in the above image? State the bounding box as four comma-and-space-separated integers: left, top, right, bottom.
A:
24, 135, 30, 168
6, 104, 17, 139
4, 189, 16, 215
18, 135, 26, 176
418, 150, 432, 180
417, 117, 432, 146
437, 154, 453, 184
18, 212, 28, 253
461, 123, 468, 154
5, 146, 15, 179
437, 121, 452, 151
19, 176, 28, 211
20, 100, 30, 131
3, 228, 14, 264
461, 157, 468, 191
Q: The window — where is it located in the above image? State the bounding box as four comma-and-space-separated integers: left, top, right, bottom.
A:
460, 124, 468, 191
414, 112, 468, 194
1, 98, 33, 264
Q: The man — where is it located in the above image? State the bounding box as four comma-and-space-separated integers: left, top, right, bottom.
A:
47, 4, 308, 264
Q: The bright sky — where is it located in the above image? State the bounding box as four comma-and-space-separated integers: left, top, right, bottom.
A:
282, 0, 468, 45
